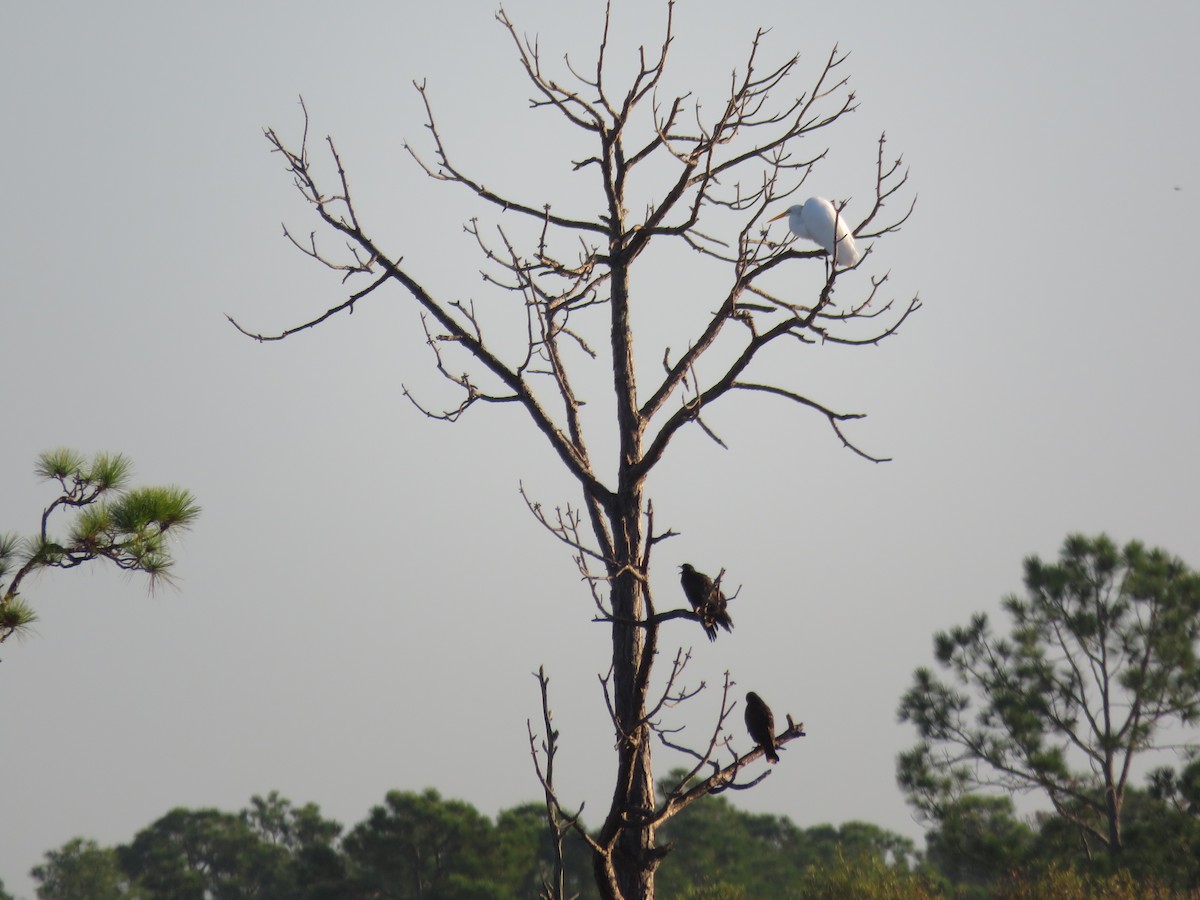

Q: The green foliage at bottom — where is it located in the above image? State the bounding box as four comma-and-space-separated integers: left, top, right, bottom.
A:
25, 788, 923, 900
654, 772, 920, 899
24, 783, 1200, 899
798, 852, 942, 899
991, 865, 1189, 899
682, 883, 748, 900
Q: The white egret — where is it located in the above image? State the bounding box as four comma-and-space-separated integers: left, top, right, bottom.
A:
769, 197, 861, 267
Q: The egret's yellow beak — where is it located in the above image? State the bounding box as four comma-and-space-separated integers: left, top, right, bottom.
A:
768, 210, 789, 222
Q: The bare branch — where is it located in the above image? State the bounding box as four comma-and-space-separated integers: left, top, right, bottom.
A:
243, 104, 616, 507
730, 382, 889, 462
528, 666, 603, 891
498, 9, 607, 131
654, 701, 807, 827
855, 133, 916, 239
406, 79, 608, 234
226, 272, 390, 342
520, 484, 612, 568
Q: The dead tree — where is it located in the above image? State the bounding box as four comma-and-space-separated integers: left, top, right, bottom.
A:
230, 3, 917, 897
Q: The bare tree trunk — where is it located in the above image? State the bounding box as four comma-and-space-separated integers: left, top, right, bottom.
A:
1104, 781, 1122, 856
593, 243, 661, 897
596, 554, 658, 898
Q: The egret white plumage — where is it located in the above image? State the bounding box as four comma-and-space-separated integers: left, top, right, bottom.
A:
769, 197, 861, 267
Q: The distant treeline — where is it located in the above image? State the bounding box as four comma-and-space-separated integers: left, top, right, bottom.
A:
11, 771, 1200, 899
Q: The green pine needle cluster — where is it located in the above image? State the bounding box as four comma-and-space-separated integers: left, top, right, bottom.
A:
1, 449, 199, 648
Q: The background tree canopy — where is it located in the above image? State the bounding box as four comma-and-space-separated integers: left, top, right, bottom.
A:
897, 534, 1200, 895
27, 772, 1200, 898
28, 787, 933, 900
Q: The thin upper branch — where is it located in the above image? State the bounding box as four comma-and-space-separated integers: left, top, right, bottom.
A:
406, 79, 608, 235
233, 109, 615, 507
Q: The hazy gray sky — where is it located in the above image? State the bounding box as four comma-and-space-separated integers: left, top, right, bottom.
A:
2, 0, 1198, 895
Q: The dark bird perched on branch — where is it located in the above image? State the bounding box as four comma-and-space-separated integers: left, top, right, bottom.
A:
679, 563, 734, 641
745, 691, 780, 763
